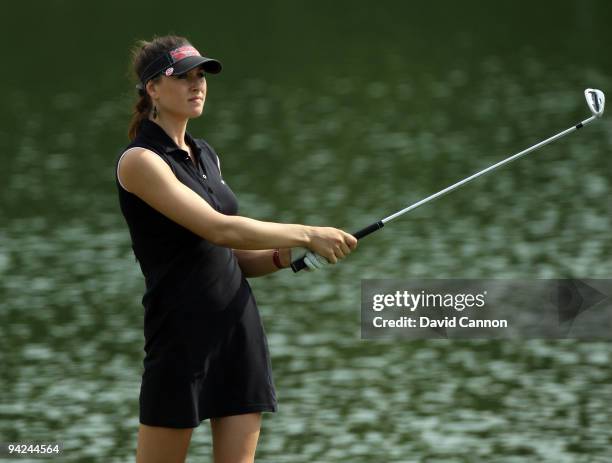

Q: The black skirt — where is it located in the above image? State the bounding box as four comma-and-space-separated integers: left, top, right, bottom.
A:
138, 280, 277, 428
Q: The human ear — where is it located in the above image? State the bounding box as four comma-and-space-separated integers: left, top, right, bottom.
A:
146, 80, 159, 99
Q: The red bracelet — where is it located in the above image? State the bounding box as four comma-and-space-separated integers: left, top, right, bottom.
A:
272, 249, 284, 269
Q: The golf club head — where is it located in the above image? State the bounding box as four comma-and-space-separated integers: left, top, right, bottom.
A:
585, 88, 605, 118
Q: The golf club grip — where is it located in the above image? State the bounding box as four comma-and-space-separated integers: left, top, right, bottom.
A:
290, 258, 309, 273
353, 221, 385, 239
290, 221, 385, 273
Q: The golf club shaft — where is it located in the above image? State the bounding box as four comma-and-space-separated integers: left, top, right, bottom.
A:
381, 115, 596, 224
291, 115, 597, 272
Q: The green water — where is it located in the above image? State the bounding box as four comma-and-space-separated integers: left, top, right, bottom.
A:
2, 1, 611, 461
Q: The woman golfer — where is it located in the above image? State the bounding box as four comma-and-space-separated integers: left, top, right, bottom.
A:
115, 35, 357, 463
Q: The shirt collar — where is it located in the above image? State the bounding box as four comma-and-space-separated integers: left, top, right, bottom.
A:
138, 119, 199, 156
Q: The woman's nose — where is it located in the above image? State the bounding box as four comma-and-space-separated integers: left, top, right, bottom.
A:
190, 76, 206, 88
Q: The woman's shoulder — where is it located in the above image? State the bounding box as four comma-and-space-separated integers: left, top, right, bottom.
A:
116, 145, 163, 168
118, 145, 173, 170
116, 146, 176, 193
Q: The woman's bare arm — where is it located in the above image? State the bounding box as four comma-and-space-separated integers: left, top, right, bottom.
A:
232, 248, 292, 278
118, 149, 355, 257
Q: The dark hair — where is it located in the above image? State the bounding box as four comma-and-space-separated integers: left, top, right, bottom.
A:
127, 35, 191, 140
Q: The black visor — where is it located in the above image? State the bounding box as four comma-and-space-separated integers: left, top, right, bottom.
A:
138, 44, 222, 90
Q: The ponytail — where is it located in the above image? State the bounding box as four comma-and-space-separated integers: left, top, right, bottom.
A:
128, 90, 153, 141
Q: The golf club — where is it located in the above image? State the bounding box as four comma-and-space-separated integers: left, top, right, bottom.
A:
291, 88, 606, 273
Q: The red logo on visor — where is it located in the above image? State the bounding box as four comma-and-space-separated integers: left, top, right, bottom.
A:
169, 45, 201, 61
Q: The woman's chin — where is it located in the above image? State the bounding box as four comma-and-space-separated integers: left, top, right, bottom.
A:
187, 107, 205, 118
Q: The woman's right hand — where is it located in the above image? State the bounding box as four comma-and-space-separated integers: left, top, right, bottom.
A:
302, 226, 358, 265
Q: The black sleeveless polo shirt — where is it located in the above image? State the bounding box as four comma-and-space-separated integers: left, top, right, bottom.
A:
115, 119, 248, 347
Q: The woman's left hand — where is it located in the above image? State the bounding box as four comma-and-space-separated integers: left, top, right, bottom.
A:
288, 247, 329, 271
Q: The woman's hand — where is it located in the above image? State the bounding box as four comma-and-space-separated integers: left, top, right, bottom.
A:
279, 226, 357, 271
305, 226, 357, 264
286, 247, 327, 271
298, 227, 357, 270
